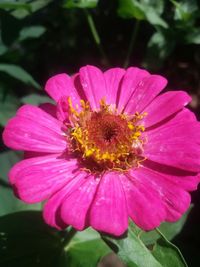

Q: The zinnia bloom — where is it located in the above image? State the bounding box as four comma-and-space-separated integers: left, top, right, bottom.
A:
3, 65, 200, 236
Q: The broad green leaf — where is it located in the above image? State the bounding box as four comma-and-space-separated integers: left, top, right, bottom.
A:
118, 0, 168, 28
118, 0, 145, 20
141, 0, 164, 15
171, 0, 199, 23
12, 0, 52, 19
0, 1, 31, 11
103, 229, 162, 267
64, 228, 110, 267
103, 224, 187, 267
64, 0, 98, 9
0, 151, 42, 216
143, 7, 168, 28
0, 211, 63, 267
152, 229, 188, 267
0, 64, 40, 89
21, 93, 53, 105
19, 26, 46, 41
141, 206, 192, 245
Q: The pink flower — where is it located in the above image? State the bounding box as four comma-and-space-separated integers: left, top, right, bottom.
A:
3, 65, 200, 236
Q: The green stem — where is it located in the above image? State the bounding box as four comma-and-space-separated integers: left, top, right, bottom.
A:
123, 20, 140, 68
62, 227, 77, 248
84, 9, 110, 66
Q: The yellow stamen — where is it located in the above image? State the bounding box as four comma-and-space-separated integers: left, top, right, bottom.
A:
67, 97, 147, 172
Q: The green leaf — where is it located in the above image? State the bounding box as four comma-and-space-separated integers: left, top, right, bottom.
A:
103, 224, 188, 267
21, 93, 53, 105
152, 229, 188, 267
103, 229, 162, 267
184, 27, 200, 44
171, 0, 199, 23
141, 0, 164, 15
64, 228, 110, 267
0, 1, 31, 11
0, 211, 64, 267
141, 206, 193, 245
11, 0, 52, 19
19, 26, 46, 41
0, 151, 41, 216
118, 0, 168, 28
64, 0, 98, 9
143, 6, 168, 28
0, 64, 40, 89
118, 0, 145, 20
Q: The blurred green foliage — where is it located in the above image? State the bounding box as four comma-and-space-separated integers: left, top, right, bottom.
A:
0, 1, 200, 266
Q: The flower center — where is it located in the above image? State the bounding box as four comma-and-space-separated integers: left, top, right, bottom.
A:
67, 98, 146, 173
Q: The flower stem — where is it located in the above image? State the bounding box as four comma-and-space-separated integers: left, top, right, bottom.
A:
62, 227, 77, 248
123, 20, 140, 68
84, 9, 110, 66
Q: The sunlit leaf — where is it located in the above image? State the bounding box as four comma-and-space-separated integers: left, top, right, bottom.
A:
152, 229, 188, 267
141, 206, 193, 245
103, 223, 187, 267
171, 0, 199, 23
118, 0, 145, 20
118, 0, 168, 28
64, 0, 98, 9
0, 1, 31, 11
12, 0, 52, 19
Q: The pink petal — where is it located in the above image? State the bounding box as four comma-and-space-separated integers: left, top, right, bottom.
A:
3, 105, 66, 153
143, 160, 200, 192
24, 151, 49, 159
45, 73, 81, 105
89, 172, 128, 236
142, 91, 191, 127
146, 107, 197, 131
61, 175, 99, 230
104, 67, 125, 105
43, 172, 88, 229
9, 154, 78, 203
121, 173, 166, 230
147, 121, 200, 144
79, 65, 107, 109
124, 75, 167, 114
72, 73, 87, 101
132, 166, 192, 222
145, 140, 200, 172
56, 96, 70, 123
117, 67, 149, 111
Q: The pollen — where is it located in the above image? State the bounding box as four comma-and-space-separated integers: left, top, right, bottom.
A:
67, 97, 147, 173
